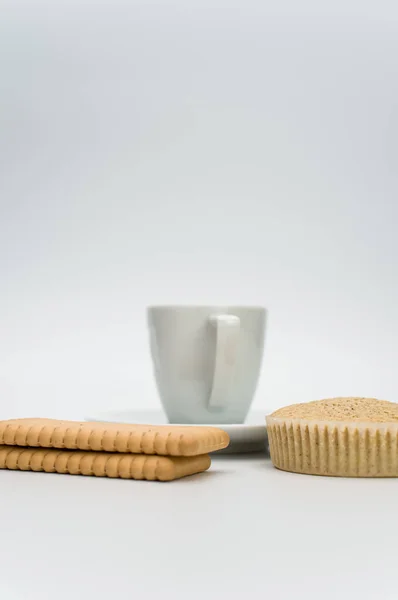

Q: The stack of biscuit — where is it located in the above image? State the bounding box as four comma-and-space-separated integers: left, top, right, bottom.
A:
0, 418, 230, 481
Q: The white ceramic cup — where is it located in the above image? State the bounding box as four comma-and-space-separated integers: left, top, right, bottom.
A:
147, 305, 266, 424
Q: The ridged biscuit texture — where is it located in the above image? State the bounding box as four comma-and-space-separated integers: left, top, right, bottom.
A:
266, 397, 398, 477
0, 446, 211, 481
0, 418, 230, 456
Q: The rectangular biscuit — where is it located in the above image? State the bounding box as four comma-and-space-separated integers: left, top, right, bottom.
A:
0, 445, 211, 481
0, 418, 230, 456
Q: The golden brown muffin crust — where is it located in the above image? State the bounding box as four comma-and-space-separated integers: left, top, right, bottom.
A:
271, 397, 398, 423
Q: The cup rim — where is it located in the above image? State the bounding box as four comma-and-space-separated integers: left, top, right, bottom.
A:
147, 304, 266, 312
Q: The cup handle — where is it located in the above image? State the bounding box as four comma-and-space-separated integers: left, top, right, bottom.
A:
208, 314, 240, 410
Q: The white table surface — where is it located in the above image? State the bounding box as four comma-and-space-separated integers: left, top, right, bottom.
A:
1, 450, 398, 600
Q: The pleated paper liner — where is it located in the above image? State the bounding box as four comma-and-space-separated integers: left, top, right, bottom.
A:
266, 415, 398, 477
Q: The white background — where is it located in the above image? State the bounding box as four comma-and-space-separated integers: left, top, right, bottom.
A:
1, 0, 397, 420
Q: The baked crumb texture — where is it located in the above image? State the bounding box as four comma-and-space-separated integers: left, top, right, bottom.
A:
267, 397, 398, 477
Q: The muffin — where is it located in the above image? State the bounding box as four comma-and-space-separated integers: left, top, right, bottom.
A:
266, 397, 398, 477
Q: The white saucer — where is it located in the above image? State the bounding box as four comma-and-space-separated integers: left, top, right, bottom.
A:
85, 410, 269, 454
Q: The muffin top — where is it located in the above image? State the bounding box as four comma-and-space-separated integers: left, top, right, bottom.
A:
270, 397, 398, 423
